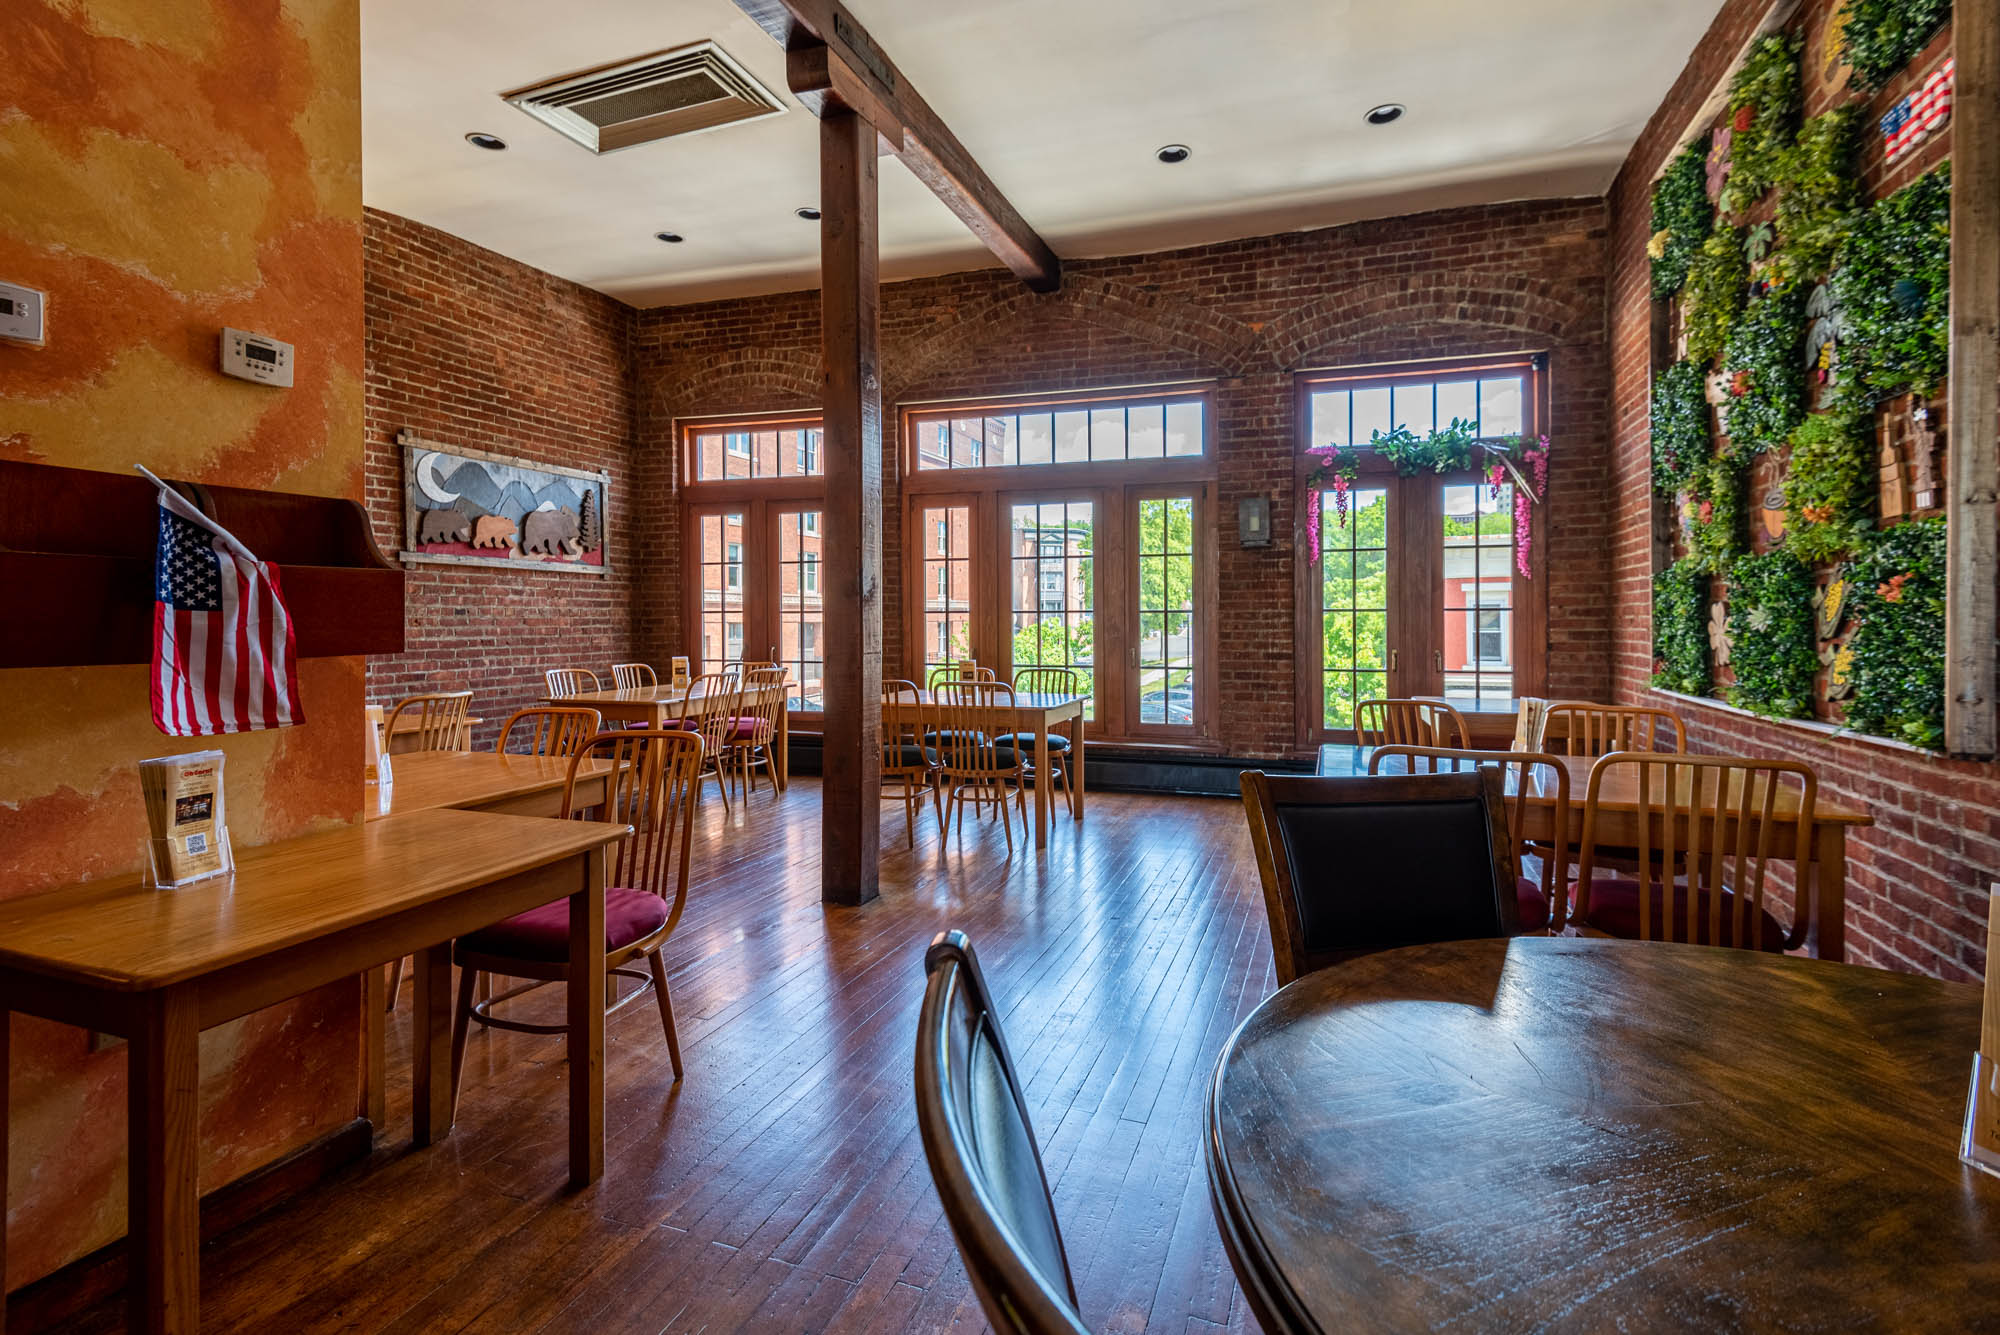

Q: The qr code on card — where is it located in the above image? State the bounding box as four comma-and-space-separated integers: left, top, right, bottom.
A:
185, 832, 209, 855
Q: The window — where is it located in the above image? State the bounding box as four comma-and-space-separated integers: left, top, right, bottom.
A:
909, 394, 1205, 471
688, 416, 824, 481
726, 432, 751, 456
776, 510, 824, 708
725, 542, 742, 589
797, 431, 819, 475
698, 511, 747, 669
905, 389, 1214, 740
802, 511, 819, 535
1296, 357, 1544, 740
802, 553, 819, 593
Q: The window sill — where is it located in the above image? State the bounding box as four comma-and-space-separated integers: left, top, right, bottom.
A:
1647, 688, 1944, 759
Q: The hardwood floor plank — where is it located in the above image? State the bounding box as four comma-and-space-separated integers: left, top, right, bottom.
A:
43, 783, 1269, 1334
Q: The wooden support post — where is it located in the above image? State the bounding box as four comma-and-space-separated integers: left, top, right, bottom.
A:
818, 105, 883, 905
1946, 2, 2000, 757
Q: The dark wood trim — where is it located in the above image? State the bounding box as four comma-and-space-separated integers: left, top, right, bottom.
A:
5, 1119, 373, 1333
728, 5, 1059, 292
1946, 3, 1999, 757
816, 106, 883, 905
898, 385, 1221, 492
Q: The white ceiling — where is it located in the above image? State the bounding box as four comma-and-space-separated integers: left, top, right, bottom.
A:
360, 0, 1727, 308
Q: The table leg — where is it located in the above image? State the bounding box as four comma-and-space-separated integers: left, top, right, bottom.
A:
777, 702, 790, 792
2, 1008, 10, 1312
128, 987, 199, 1335
360, 967, 386, 1126
1034, 727, 1051, 849
568, 848, 606, 1189
1071, 712, 1087, 820
411, 944, 454, 1146
1810, 824, 1847, 962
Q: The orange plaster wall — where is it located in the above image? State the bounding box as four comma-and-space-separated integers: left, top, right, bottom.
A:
0, 0, 366, 1287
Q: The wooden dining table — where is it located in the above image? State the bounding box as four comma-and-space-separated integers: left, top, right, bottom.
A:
547, 682, 790, 791
367, 748, 613, 821
1207, 936, 1999, 1335
384, 712, 483, 754
0, 808, 627, 1335
883, 690, 1087, 849
1322, 745, 1872, 960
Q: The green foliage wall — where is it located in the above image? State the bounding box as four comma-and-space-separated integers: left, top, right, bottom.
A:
1651, 360, 1712, 493
1844, 518, 1947, 747
1842, 0, 1952, 92
1722, 283, 1807, 452
1725, 551, 1820, 718
1653, 558, 1713, 695
1651, 138, 1714, 298
1832, 165, 1952, 403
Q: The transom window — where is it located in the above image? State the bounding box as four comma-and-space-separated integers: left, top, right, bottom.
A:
911, 393, 1205, 471
691, 422, 825, 481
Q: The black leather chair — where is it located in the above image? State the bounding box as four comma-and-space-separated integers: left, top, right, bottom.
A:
915, 931, 1091, 1335
1238, 768, 1517, 985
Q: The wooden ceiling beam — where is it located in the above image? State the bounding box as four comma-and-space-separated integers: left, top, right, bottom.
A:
732, 0, 1062, 292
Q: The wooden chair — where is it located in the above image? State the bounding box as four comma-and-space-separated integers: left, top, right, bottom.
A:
383, 690, 473, 753
1370, 746, 1572, 934
1238, 768, 1516, 985
1542, 702, 1687, 756
1569, 752, 1815, 953
928, 663, 996, 688
1002, 666, 1079, 819
728, 666, 789, 796
916, 930, 1091, 1335
544, 667, 601, 699
674, 671, 742, 810
936, 679, 1028, 852
1353, 698, 1469, 750
883, 680, 943, 846
497, 706, 602, 758
451, 728, 704, 1095
611, 661, 657, 689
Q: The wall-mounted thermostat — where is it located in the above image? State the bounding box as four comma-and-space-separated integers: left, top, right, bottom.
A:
221, 327, 294, 387
0, 282, 46, 345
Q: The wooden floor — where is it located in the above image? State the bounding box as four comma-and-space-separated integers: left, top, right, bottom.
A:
57, 779, 1272, 1334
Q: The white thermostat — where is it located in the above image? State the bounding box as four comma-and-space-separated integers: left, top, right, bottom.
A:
0, 282, 46, 345
221, 327, 294, 387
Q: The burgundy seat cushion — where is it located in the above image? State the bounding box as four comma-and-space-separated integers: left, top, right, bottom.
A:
1575, 878, 1789, 952
459, 887, 667, 962
1515, 875, 1549, 933
727, 716, 765, 741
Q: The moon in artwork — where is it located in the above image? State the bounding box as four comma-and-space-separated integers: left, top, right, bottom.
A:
414, 451, 460, 506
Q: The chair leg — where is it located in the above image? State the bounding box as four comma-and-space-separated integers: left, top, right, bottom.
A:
646, 951, 683, 1081
449, 962, 478, 1106
998, 782, 1014, 853
385, 957, 404, 1011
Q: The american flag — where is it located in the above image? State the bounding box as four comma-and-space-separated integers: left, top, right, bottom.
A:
1882, 58, 1954, 163
149, 477, 303, 736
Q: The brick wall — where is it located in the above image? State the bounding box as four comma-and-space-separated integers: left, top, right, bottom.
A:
363, 209, 638, 746
1606, 1, 1993, 979
631, 199, 1613, 759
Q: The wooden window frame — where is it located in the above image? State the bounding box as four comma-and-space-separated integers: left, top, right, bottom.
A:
1292, 354, 1552, 747
900, 386, 1220, 749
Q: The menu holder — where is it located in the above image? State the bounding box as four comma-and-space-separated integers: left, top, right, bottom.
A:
140, 751, 232, 887
364, 704, 393, 815
671, 656, 690, 691
1962, 884, 2000, 1180
1513, 697, 1549, 752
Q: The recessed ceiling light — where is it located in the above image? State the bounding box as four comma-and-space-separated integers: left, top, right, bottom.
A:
795, 206, 821, 221
464, 132, 508, 150
655, 230, 685, 244
1155, 143, 1192, 164
1364, 104, 1405, 126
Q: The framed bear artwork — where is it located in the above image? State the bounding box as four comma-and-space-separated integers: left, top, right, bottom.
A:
398, 431, 611, 576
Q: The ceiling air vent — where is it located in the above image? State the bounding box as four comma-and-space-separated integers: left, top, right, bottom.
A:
501, 41, 785, 155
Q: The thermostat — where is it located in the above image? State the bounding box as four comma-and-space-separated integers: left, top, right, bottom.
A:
0, 282, 45, 345
221, 327, 294, 387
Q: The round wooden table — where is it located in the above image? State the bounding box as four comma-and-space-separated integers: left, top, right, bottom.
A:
1206, 937, 2000, 1333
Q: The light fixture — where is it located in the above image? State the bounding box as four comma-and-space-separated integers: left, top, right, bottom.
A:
1155, 143, 1192, 164
464, 132, 509, 150
1364, 104, 1405, 126
655, 230, 685, 244
795, 206, 821, 221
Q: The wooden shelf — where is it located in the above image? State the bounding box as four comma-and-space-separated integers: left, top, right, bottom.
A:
0, 460, 404, 668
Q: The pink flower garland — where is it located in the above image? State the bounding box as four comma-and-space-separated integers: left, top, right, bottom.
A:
1302, 446, 1358, 562
1513, 436, 1551, 579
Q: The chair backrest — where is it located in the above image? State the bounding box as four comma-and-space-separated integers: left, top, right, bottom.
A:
545, 667, 602, 698
883, 680, 930, 774
916, 930, 1088, 1335
611, 661, 657, 690
1238, 768, 1516, 985
677, 671, 741, 756
929, 663, 997, 688
736, 666, 789, 746
936, 679, 1019, 779
1575, 752, 1815, 952
1542, 702, 1687, 756
498, 706, 602, 758
384, 690, 474, 753
1012, 666, 1080, 700
562, 729, 703, 934
1371, 745, 1572, 929
1353, 699, 1470, 750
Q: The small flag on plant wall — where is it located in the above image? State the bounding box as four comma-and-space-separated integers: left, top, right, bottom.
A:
140, 466, 304, 736
1881, 57, 1952, 164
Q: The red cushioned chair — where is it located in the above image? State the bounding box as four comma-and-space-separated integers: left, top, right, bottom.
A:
450, 727, 705, 1098
1569, 752, 1815, 954
1369, 745, 1572, 933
